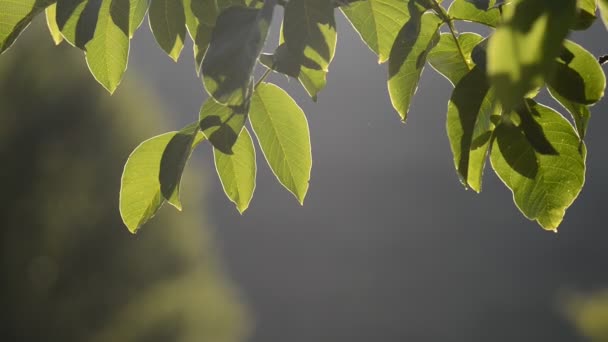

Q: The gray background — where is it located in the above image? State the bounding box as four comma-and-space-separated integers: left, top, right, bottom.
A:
123, 6, 608, 342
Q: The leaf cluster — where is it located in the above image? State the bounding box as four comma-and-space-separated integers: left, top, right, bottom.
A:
1, 0, 606, 232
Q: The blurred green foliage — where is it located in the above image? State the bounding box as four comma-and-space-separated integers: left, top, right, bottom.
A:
0, 24, 248, 342
567, 291, 608, 341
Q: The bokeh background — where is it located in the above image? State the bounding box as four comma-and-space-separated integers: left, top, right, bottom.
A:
2, 1, 608, 341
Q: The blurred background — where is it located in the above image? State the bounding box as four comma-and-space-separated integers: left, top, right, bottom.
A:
2, 1, 608, 341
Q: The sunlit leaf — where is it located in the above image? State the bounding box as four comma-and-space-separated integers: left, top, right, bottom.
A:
56, 0, 98, 49
250, 83, 312, 204
159, 123, 204, 210
84, 0, 130, 93
202, 0, 275, 106
341, 0, 411, 63
490, 100, 586, 231
184, 0, 217, 74
547, 40, 606, 105
388, 10, 442, 121
574, 0, 596, 30
0, 0, 54, 53
199, 90, 250, 154
214, 128, 256, 214
45, 3, 64, 45
488, 0, 577, 112
448, 0, 501, 27
120, 126, 205, 233
427, 32, 482, 86
149, 0, 186, 61
599, 0, 608, 29
547, 86, 590, 141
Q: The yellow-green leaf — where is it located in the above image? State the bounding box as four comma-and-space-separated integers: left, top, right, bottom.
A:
214, 128, 256, 214
0, 0, 54, 53
427, 32, 482, 86
199, 94, 249, 154
341, 0, 411, 63
84, 0, 130, 93
45, 3, 63, 45
249, 83, 311, 204
388, 11, 442, 121
120, 127, 205, 233
149, 0, 186, 61
448, 0, 502, 27
490, 100, 586, 231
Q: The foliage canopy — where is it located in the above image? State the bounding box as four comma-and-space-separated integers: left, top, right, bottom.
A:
1, 0, 606, 232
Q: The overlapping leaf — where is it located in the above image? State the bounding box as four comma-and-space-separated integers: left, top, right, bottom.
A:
262, 0, 336, 100
490, 100, 586, 231
488, 0, 577, 112
0, 0, 54, 53
149, 0, 186, 61
574, 0, 596, 30
184, 0, 217, 74
547, 40, 606, 106
202, 0, 275, 106
199, 90, 250, 154
341, 0, 411, 63
388, 10, 442, 121
443, 37, 497, 192
120, 126, 205, 233
427, 32, 482, 86
448, 0, 502, 27
84, 0, 130, 93
250, 83, 312, 204
45, 3, 64, 45
214, 128, 257, 214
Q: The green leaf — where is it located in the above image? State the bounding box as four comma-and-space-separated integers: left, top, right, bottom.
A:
45, 3, 64, 45
261, 0, 336, 100
427, 32, 483, 86
120, 125, 205, 233
214, 127, 257, 214
199, 91, 250, 154
447, 66, 497, 192
149, 0, 186, 61
184, 0, 217, 74
128, 0, 149, 37
159, 123, 204, 210
547, 86, 591, 141
547, 40, 606, 106
202, 0, 275, 106
341, 0, 412, 63
388, 10, 442, 121
448, 0, 502, 27
56, 0, 98, 49
487, 0, 577, 112
599, 0, 608, 29
0, 0, 54, 53
490, 100, 586, 231
573, 0, 596, 30
84, 0, 130, 93
249, 82, 312, 204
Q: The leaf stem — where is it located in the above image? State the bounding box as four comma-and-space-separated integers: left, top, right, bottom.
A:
430, 0, 472, 71
255, 68, 272, 90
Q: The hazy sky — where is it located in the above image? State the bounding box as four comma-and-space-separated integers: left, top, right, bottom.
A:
125, 7, 608, 342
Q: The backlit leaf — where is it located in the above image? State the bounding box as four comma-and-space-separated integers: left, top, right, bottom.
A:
84, 0, 130, 93
547, 40, 606, 105
490, 100, 586, 231
250, 83, 312, 204
388, 10, 442, 121
599, 0, 608, 29
184, 0, 217, 74
149, 0, 186, 61
488, 0, 577, 112
214, 128, 256, 214
120, 128, 205, 233
448, 0, 501, 27
574, 0, 596, 30
45, 3, 64, 45
427, 32, 482, 86
199, 89, 250, 154
56, 0, 98, 49
547, 86, 591, 141
1, 0, 54, 53
341, 0, 411, 63
202, 0, 275, 106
